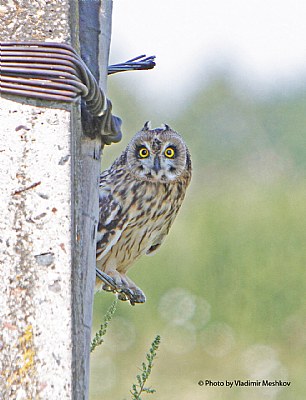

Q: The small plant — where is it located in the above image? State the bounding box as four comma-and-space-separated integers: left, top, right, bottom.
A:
130, 335, 161, 400
90, 299, 117, 353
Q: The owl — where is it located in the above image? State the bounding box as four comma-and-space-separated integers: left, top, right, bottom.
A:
95, 122, 192, 305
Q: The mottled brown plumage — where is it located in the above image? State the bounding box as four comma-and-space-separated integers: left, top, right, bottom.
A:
95, 123, 192, 304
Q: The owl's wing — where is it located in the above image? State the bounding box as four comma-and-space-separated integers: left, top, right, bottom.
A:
146, 206, 181, 256
96, 188, 127, 261
146, 228, 169, 256
146, 235, 166, 256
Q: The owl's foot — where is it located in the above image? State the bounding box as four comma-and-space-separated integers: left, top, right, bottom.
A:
117, 287, 146, 305
95, 268, 146, 305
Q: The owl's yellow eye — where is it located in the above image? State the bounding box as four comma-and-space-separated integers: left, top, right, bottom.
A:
164, 147, 175, 158
138, 147, 149, 158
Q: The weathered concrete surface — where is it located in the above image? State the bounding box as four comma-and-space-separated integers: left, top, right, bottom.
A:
0, 99, 73, 399
0, 0, 71, 43
0, 0, 75, 398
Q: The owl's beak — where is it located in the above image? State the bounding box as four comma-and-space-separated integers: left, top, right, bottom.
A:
153, 156, 161, 174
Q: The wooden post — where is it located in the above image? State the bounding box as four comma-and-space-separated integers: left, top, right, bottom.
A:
0, 0, 113, 398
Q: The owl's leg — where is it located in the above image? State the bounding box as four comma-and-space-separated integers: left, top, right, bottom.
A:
96, 268, 131, 297
95, 268, 118, 292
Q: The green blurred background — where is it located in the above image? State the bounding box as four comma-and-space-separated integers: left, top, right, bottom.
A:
90, 73, 306, 399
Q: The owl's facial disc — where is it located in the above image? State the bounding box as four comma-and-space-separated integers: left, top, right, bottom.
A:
131, 141, 184, 182
126, 126, 189, 183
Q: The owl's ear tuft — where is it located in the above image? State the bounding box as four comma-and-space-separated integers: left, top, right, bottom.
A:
143, 121, 151, 130
163, 124, 171, 131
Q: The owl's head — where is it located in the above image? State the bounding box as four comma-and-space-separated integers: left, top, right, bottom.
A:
126, 122, 191, 183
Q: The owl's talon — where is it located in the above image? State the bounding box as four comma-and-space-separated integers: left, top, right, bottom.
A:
117, 292, 129, 301
117, 287, 134, 302
102, 284, 116, 292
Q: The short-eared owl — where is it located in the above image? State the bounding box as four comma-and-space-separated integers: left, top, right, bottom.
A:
96, 123, 192, 305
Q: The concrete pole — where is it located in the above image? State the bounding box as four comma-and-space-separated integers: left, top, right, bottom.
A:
0, 0, 112, 398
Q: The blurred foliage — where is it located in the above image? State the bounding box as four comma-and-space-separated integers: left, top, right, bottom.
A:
130, 334, 161, 399
90, 74, 306, 400
91, 300, 117, 353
